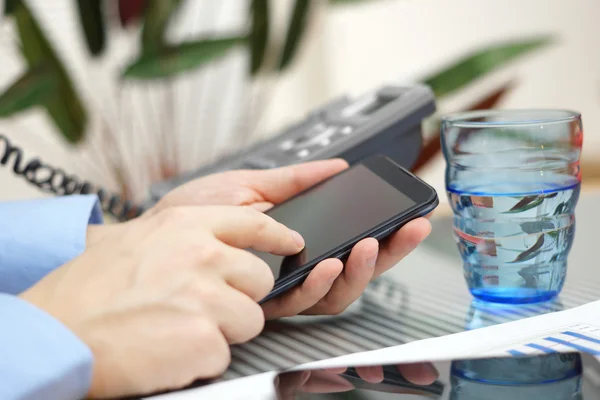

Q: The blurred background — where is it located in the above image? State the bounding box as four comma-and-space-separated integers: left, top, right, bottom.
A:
0, 0, 598, 212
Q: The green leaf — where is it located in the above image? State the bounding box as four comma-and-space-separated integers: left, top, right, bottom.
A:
141, 0, 183, 54
250, 0, 269, 75
44, 94, 87, 143
328, 0, 375, 4
278, 0, 312, 71
504, 195, 544, 213
553, 202, 566, 216
9, 1, 88, 143
0, 67, 56, 116
75, 0, 106, 56
123, 37, 246, 79
4, 0, 18, 15
423, 36, 553, 98
510, 234, 544, 263
547, 230, 560, 240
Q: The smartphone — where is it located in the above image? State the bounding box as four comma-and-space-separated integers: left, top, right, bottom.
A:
255, 154, 439, 304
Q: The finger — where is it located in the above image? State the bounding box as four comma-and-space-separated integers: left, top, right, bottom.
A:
324, 367, 347, 374
261, 259, 343, 319
200, 283, 266, 344
276, 371, 312, 398
355, 366, 384, 383
250, 201, 274, 212
206, 206, 305, 255
214, 246, 275, 302
396, 363, 439, 385
300, 370, 354, 393
303, 238, 378, 315
238, 159, 349, 204
372, 218, 431, 279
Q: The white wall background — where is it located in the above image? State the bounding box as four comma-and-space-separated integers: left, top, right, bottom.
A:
1, 0, 598, 204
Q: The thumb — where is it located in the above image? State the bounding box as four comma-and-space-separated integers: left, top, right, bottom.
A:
248, 159, 349, 204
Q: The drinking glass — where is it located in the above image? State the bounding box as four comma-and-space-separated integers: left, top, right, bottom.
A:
441, 110, 583, 304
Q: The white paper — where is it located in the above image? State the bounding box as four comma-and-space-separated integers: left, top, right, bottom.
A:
293, 299, 600, 370
146, 300, 600, 399
144, 372, 278, 400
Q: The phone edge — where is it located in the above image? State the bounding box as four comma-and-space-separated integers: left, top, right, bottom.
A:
258, 194, 439, 304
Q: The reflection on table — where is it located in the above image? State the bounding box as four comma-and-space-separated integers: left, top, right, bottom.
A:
276, 352, 594, 399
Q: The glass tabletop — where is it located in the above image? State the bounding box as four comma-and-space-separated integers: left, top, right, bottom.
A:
276, 351, 599, 399
222, 191, 600, 381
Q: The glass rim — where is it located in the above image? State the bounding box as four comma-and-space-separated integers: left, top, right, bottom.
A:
441, 109, 581, 128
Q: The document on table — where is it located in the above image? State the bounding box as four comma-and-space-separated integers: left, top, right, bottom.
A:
293, 299, 600, 370
146, 299, 600, 399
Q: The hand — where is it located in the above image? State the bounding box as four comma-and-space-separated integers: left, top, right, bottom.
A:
276, 363, 439, 398
20, 206, 304, 398
149, 159, 432, 319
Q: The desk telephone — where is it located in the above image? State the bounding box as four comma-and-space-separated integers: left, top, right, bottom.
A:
0, 83, 435, 220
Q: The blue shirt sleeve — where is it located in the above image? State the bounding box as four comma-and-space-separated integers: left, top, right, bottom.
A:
0, 195, 103, 399
0, 294, 93, 400
0, 194, 103, 295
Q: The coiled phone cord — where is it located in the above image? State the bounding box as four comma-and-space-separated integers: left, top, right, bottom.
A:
0, 133, 144, 221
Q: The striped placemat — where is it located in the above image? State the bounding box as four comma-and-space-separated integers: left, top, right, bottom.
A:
223, 193, 600, 380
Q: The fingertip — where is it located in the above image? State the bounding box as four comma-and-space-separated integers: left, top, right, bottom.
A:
318, 258, 344, 284
290, 229, 305, 249
251, 202, 274, 212
309, 158, 349, 175
396, 363, 439, 385
331, 158, 350, 169
355, 366, 384, 383
262, 258, 343, 319
304, 258, 342, 295
418, 217, 432, 237
405, 217, 432, 240
360, 237, 379, 253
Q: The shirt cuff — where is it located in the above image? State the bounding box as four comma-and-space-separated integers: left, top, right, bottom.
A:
0, 195, 104, 295
0, 294, 93, 400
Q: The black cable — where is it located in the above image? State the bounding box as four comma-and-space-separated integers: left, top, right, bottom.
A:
0, 133, 144, 221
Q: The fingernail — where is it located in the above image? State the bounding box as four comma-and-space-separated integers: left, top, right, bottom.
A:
424, 363, 439, 379
366, 250, 378, 268
327, 274, 338, 285
291, 230, 305, 248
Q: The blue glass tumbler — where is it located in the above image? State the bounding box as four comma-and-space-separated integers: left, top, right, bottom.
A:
441, 110, 583, 304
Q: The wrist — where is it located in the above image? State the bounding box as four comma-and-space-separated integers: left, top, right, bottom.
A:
86, 225, 112, 248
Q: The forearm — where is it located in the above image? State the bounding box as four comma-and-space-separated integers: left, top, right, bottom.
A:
87, 224, 114, 248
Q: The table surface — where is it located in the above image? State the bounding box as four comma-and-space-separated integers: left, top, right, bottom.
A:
221, 189, 600, 381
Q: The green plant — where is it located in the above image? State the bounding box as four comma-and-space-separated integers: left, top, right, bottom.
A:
0, 0, 553, 166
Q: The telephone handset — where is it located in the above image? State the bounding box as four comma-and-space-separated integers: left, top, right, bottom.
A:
148, 83, 435, 204
0, 83, 435, 221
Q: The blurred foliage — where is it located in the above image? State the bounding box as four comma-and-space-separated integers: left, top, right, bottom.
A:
0, 66, 56, 116
0, 0, 553, 148
250, 0, 269, 74
328, 0, 377, 3
140, 0, 183, 55
1, 0, 87, 143
423, 37, 553, 98
4, 0, 18, 15
123, 37, 247, 79
117, 0, 145, 27
278, 0, 312, 71
75, 0, 105, 56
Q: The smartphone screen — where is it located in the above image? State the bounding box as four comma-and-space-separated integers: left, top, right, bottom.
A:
253, 163, 417, 282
